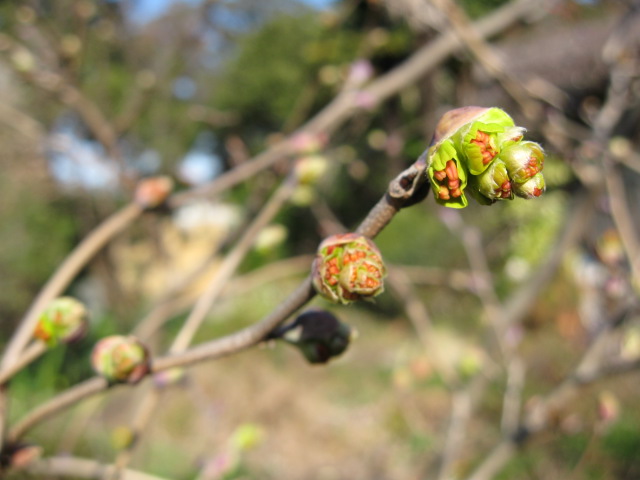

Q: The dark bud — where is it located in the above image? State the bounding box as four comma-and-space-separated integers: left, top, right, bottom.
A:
272, 310, 355, 364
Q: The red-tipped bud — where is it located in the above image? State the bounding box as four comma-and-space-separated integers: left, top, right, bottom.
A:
33, 296, 89, 346
91, 336, 150, 384
475, 159, 513, 201
134, 176, 174, 208
500, 141, 545, 184
513, 172, 545, 199
312, 233, 386, 304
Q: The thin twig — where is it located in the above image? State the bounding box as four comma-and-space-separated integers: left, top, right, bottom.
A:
112, 176, 299, 476
25, 455, 171, 480
464, 304, 639, 480
0, 342, 47, 385
0, 203, 143, 375
8, 377, 108, 443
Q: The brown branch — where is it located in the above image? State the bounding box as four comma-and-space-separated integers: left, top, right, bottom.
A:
0, 204, 143, 376
25, 455, 170, 480
112, 176, 299, 476
465, 304, 639, 480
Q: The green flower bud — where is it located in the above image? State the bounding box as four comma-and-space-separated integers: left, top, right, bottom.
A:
428, 107, 546, 208
454, 107, 516, 175
273, 309, 355, 364
500, 141, 545, 184
91, 336, 150, 384
312, 233, 386, 304
474, 158, 513, 202
513, 172, 545, 199
427, 139, 468, 209
33, 296, 89, 346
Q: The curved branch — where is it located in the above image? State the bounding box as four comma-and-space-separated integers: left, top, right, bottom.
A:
25, 456, 170, 480
0, 203, 143, 376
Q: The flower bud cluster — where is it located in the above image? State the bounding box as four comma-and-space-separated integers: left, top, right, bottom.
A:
427, 107, 546, 208
312, 233, 386, 304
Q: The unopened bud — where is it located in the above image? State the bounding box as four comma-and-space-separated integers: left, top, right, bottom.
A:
34, 296, 88, 346
312, 234, 386, 304
474, 158, 513, 201
513, 172, 545, 199
134, 176, 173, 208
275, 309, 355, 364
91, 336, 150, 384
294, 154, 328, 184
500, 141, 545, 184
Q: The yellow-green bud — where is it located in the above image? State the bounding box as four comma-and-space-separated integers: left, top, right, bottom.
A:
33, 296, 89, 346
91, 336, 150, 384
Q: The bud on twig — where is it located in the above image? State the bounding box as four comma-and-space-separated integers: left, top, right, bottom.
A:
33, 296, 89, 346
134, 176, 174, 209
500, 141, 545, 184
271, 309, 355, 364
427, 107, 546, 208
513, 173, 545, 199
312, 233, 386, 304
91, 336, 150, 384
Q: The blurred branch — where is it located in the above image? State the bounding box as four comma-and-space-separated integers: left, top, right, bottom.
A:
503, 191, 594, 324
0, 103, 47, 142
0, 36, 123, 162
465, 303, 640, 480
112, 175, 300, 475
8, 377, 108, 444
0, 342, 47, 386
429, 0, 566, 114
25, 455, 171, 480
0, 204, 143, 377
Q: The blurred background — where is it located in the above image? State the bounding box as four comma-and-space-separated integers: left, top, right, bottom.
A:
1, 0, 640, 479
